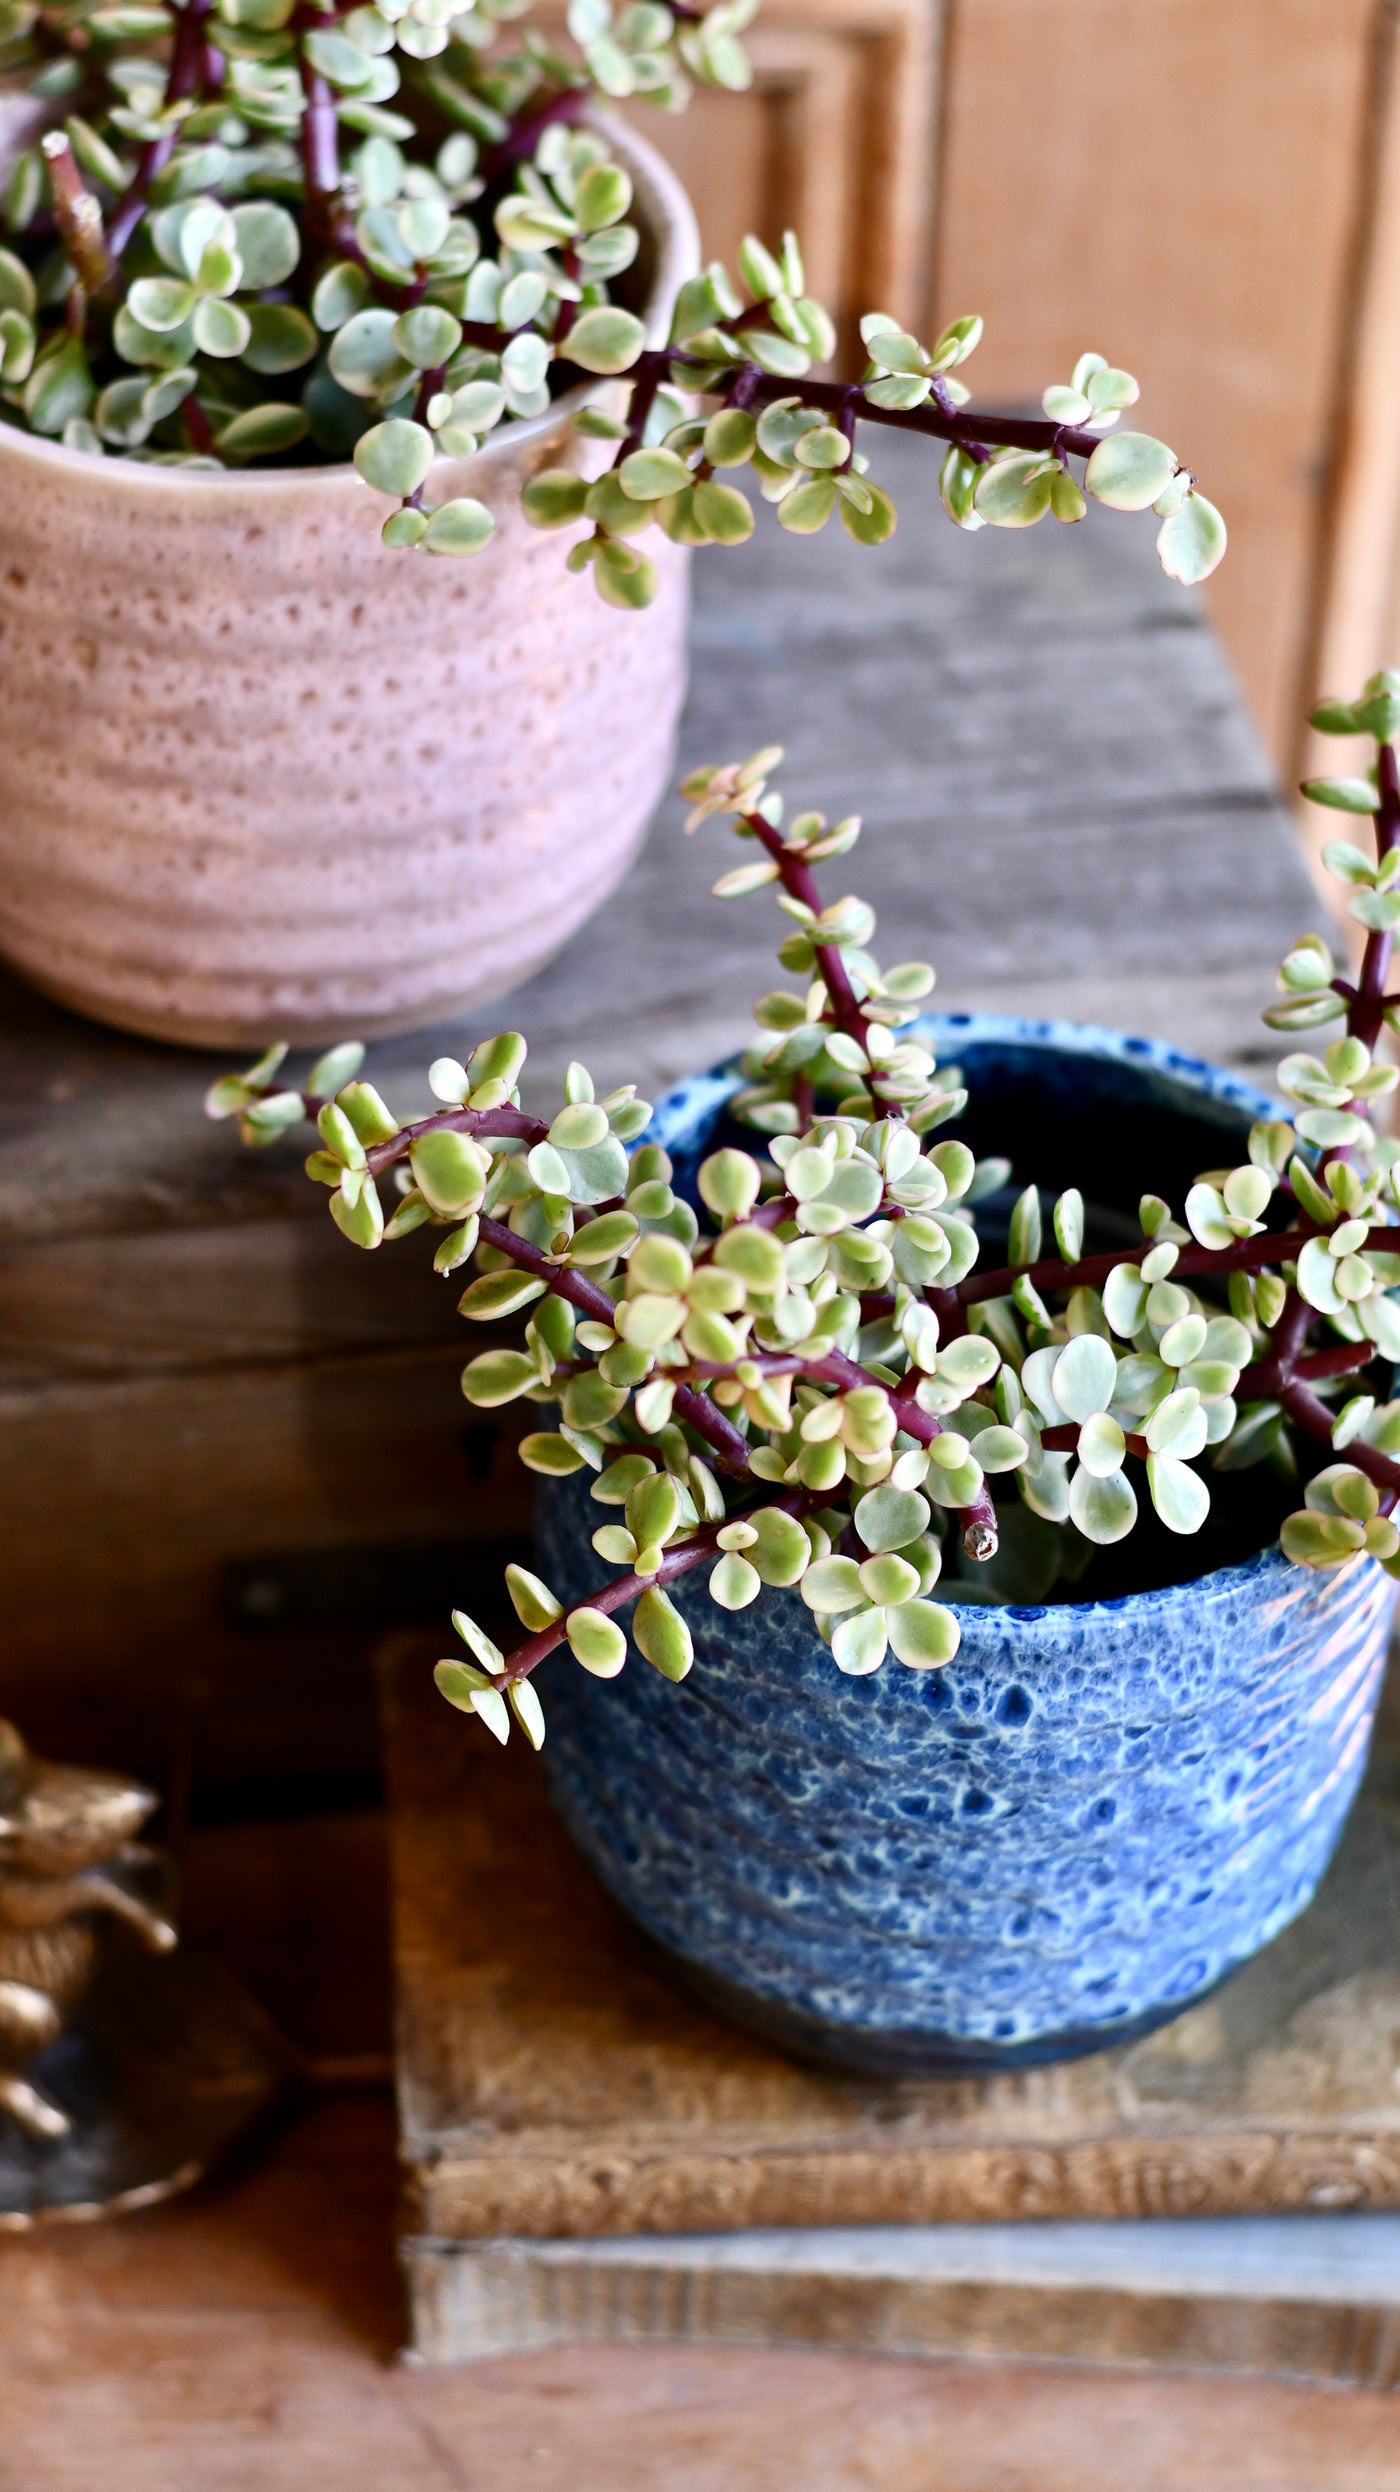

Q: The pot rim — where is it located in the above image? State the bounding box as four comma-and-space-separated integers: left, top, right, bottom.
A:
645, 1009, 1352, 1632
0, 113, 698, 497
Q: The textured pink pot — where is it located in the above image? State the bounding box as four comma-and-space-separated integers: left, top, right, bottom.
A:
0, 123, 697, 1047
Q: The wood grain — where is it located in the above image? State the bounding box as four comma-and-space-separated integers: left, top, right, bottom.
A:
933, 0, 1378, 767
0, 1219, 459, 1387
7, 2095, 1400, 2490
0, 436, 1309, 1244
608, 0, 938, 343
385, 1636, 1400, 2246
402, 2217, 1400, 2386
1297, 3, 1400, 900
0, 1345, 529, 1788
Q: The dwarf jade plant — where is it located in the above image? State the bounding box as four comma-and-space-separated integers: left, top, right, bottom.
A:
0, 0, 1225, 594
209, 674, 1400, 1747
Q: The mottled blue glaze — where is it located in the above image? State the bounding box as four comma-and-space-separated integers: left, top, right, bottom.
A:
538, 1021, 1396, 2072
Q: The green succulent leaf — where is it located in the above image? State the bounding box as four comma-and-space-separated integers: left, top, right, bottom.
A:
974, 452, 1054, 528
885, 1600, 960, 1668
1156, 490, 1226, 584
192, 294, 252, 358
354, 415, 434, 497
242, 303, 318, 374
418, 495, 495, 555
1146, 1454, 1211, 1535
461, 1348, 538, 1406
213, 401, 310, 459
565, 305, 646, 374
633, 1584, 693, 1679
1084, 431, 1177, 512
231, 200, 300, 288
1300, 777, 1380, 815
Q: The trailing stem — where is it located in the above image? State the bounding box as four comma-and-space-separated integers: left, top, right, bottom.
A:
497, 1491, 811, 1686
1347, 739, 1400, 1051
740, 810, 873, 1056
107, 0, 213, 261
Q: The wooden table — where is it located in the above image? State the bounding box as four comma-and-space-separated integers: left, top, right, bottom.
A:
5, 2090, 1400, 2492
0, 1802, 1394, 2487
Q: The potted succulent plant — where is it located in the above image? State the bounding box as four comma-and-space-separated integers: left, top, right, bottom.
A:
0, 0, 1226, 1047
203, 332, 1400, 2062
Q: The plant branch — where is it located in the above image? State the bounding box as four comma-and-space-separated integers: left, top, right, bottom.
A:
474, 1213, 616, 1322
804, 1346, 999, 1556
362, 1102, 548, 1175
297, 55, 342, 250
1041, 1421, 1148, 1460
1238, 1338, 1374, 1398
950, 1223, 1400, 1310
548, 343, 1151, 494
498, 1489, 810, 1685
39, 132, 111, 294
739, 810, 872, 1053
467, 1216, 756, 1479
650, 346, 1124, 468
1280, 1376, 1400, 1507
1351, 738, 1400, 1050
106, 0, 211, 261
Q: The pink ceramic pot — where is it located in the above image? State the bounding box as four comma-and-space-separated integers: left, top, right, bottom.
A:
0, 123, 697, 1047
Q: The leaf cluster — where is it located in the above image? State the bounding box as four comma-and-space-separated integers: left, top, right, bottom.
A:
2, 1, 1224, 596
209, 691, 1400, 1750
0, 0, 748, 527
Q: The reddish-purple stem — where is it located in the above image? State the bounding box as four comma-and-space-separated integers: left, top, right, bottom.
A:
1238, 1337, 1374, 1397
474, 86, 589, 187
297, 59, 342, 248
496, 1490, 810, 1686
640, 345, 1140, 470
739, 811, 873, 1055
951, 1224, 1382, 1311
467, 1216, 756, 1481
107, 0, 212, 261
1281, 1377, 1400, 1509
1350, 739, 1400, 1051
802, 1347, 999, 1556
362, 1104, 548, 1175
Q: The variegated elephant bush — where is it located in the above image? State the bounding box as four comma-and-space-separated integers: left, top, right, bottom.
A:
210, 676, 1400, 1748
0, 0, 1225, 593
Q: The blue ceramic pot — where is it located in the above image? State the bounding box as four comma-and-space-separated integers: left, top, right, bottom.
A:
538, 1019, 1395, 2073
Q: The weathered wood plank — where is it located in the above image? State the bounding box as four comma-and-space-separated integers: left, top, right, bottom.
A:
0, 1351, 528, 1788
401, 2212, 1400, 2386
8, 2097, 1400, 2488
0, 1218, 460, 1387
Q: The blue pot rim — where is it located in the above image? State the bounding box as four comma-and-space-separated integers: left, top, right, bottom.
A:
645, 1010, 1300, 1639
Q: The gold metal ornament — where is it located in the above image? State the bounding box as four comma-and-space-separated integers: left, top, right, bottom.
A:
0, 1720, 177, 2141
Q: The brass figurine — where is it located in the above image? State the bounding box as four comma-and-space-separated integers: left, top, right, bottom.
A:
0, 1720, 177, 2140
